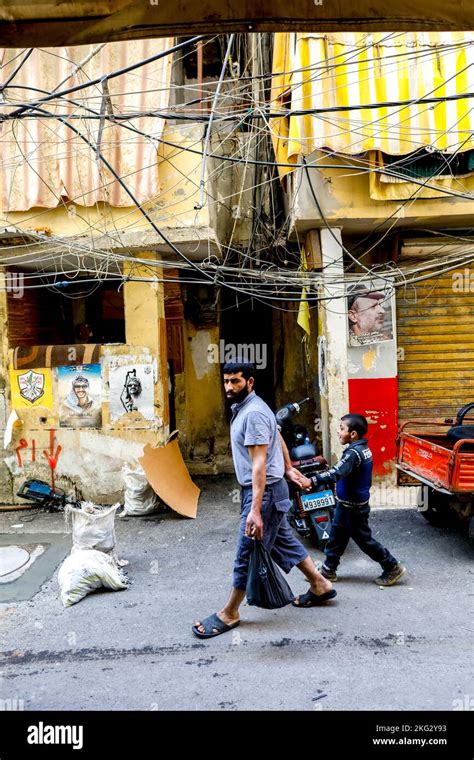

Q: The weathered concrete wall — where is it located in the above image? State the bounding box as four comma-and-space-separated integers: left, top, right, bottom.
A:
318, 228, 349, 465
3, 257, 169, 504
209, 128, 257, 245
0, 270, 13, 500
2, 124, 220, 261
289, 155, 474, 235
5, 346, 168, 505
272, 301, 321, 450
174, 321, 230, 475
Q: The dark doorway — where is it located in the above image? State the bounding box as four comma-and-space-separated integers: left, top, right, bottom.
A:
220, 289, 275, 410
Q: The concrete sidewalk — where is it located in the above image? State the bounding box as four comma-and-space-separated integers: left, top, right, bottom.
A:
0, 475, 472, 711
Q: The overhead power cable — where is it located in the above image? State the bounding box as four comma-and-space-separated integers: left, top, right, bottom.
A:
196, 33, 235, 210
3, 35, 205, 123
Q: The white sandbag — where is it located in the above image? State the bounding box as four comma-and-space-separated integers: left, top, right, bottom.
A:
66, 502, 120, 554
58, 549, 128, 607
121, 461, 161, 516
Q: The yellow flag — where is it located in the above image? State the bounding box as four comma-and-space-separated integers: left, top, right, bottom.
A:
10, 367, 54, 409
297, 246, 311, 336
297, 287, 311, 336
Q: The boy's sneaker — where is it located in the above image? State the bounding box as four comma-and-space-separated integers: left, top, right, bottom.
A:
375, 563, 406, 587
318, 563, 338, 582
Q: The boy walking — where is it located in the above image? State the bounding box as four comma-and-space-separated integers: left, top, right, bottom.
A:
303, 413, 406, 587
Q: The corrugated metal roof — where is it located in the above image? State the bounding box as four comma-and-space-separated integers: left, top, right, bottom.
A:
271, 32, 474, 173
0, 39, 173, 210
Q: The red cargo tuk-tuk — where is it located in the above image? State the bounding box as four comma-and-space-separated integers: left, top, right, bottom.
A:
397, 404, 474, 544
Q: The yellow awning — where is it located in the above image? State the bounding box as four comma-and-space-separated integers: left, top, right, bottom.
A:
271, 31, 474, 179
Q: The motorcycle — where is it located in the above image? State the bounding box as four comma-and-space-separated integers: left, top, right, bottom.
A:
275, 397, 334, 550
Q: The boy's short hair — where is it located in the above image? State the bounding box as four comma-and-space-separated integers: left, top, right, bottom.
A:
222, 360, 255, 380
341, 413, 368, 438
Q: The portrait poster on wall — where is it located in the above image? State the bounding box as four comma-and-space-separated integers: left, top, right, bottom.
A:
347, 282, 395, 347
57, 364, 102, 428
108, 363, 155, 421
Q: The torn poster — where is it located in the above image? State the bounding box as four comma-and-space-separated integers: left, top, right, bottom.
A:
12, 343, 101, 369
10, 367, 53, 410
57, 365, 102, 428
4, 410, 19, 448
109, 364, 155, 421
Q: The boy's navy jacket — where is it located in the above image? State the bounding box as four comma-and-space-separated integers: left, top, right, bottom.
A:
312, 438, 372, 506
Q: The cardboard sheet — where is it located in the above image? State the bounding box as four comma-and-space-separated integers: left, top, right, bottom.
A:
139, 440, 200, 519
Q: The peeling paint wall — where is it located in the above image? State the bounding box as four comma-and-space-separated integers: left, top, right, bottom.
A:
290, 157, 474, 234
0, 270, 13, 500
3, 255, 169, 504
173, 321, 230, 474
272, 303, 321, 450
5, 340, 168, 505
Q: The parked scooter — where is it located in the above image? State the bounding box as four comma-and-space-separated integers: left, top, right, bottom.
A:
275, 398, 334, 550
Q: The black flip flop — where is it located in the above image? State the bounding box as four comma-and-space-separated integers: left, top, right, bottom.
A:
292, 589, 337, 608
192, 612, 241, 639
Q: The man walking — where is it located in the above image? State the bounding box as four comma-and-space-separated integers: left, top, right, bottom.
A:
192, 361, 336, 638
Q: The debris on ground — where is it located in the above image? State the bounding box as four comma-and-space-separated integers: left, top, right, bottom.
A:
65, 502, 120, 556
57, 500, 129, 606
58, 549, 128, 607
120, 461, 162, 516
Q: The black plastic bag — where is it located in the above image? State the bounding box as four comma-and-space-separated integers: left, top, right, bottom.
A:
246, 540, 295, 609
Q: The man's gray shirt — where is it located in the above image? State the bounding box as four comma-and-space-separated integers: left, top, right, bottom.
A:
230, 391, 284, 487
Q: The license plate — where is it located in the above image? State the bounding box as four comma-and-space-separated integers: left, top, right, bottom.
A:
301, 490, 335, 511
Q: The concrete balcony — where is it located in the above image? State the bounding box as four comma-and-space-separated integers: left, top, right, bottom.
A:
287, 152, 474, 237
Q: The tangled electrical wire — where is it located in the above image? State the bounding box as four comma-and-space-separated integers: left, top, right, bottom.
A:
0, 32, 474, 311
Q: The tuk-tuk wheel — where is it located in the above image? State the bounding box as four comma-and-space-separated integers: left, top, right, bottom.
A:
418, 487, 452, 526
469, 516, 474, 547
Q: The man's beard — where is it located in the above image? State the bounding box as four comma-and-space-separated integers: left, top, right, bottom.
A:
226, 384, 251, 405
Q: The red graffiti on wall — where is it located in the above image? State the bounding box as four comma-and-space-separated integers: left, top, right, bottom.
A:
42, 429, 62, 490
15, 439, 28, 467
15, 429, 62, 488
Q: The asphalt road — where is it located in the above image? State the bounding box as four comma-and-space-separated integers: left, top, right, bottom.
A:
0, 475, 472, 712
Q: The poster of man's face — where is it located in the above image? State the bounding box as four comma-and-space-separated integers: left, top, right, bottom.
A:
108, 363, 155, 421
347, 286, 394, 346
57, 364, 102, 428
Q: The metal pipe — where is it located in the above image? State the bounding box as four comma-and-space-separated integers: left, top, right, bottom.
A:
197, 40, 203, 113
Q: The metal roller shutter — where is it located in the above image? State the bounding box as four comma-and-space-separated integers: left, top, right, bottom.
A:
397, 268, 474, 421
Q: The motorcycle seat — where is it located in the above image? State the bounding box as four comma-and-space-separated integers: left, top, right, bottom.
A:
447, 425, 474, 445
290, 443, 317, 460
